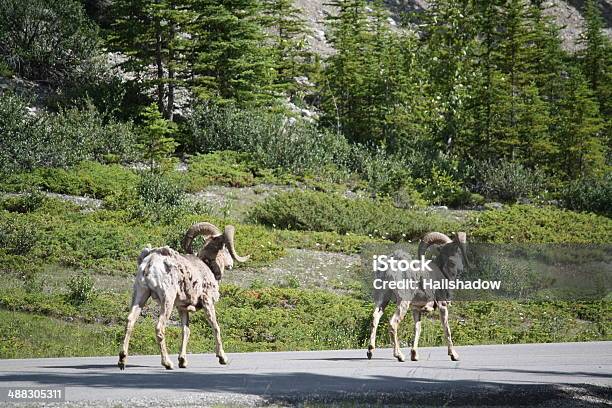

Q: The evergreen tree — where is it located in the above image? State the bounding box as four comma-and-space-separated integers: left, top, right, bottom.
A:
421, 0, 479, 154
467, 0, 552, 166
108, 0, 193, 120
137, 103, 178, 173
578, 0, 612, 152
261, 0, 312, 97
555, 66, 606, 178
188, 0, 276, 105
321, 0, 372, 141
322, 0, 429, 149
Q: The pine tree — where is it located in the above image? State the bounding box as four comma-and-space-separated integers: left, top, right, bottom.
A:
261, 0, 312, 97
421, 0, 479, 154
578, 0, 612, 152
467, 0, 552, 166
321, 0, 372, 142
108, 0, 193, 120
188, 0, 276, 106
137, 103, 178, 173
322, 0, 429, 149
555, 66, 606, 178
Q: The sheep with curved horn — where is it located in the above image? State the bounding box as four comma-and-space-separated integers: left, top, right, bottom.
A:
367, 231, 467, 363
118, 222, 249, 370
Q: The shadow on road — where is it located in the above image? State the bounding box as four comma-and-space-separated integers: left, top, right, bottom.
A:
2, 369, 610, 406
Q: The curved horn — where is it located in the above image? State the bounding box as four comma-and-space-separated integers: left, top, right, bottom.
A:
418, 232, 452, 258
454, 231, 470, 267
454, 232, 467, 244
223, 225, 250, 263
182, 222, 222, 254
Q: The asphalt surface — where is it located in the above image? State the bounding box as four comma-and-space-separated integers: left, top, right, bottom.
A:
1, 342, 611, 407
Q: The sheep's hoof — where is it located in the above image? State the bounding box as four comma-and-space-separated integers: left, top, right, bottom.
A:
218, 355, 228, 365
450, 353, 460, 362
410, 350, 419, 361
366, 351, 372, 360
163, 362, 174, 370
395, 353, 405, 362
178, 357, 188, 368
118, 352, 126, 370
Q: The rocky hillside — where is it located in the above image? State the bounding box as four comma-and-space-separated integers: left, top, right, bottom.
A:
296, 0, 612, 54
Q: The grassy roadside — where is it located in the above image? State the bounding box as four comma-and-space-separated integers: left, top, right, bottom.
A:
0, 285, 609, 359
1, 161, 611, 359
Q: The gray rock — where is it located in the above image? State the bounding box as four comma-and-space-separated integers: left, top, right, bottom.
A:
484, 202, 504, 210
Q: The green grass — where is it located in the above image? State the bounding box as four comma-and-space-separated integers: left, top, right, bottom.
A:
0, 286, 609, 359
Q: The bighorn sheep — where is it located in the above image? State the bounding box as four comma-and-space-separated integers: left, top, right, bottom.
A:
118, 222, 249, 370
367, 232, 467, 362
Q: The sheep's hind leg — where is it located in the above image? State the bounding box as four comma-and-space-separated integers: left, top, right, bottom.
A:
156, 296, 175, 370
178, 309, 190, 368
203, 300, 228, 365
118, 288, 150, 370
411, 309, 422, 361
439, 304, 459, 361
367, 303, 386, 360
389, 300, 409, 362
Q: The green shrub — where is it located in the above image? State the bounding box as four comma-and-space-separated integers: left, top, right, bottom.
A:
560, 173, 612, 217
0, 214, 39, 255
392, 185, 428, 209
447, 191, 486, 208
416, 166, 464, 205
249, 190, 458, 241
0, 200, 285, 274
473, 160, 546, 203
66, 273, 95, 305
0, 0, 99, 82
185, 104, 354, 177
0, 94, 136, 174
0, 161, 139, 199
133, 172, 186, 223
185, 151, 263, 190
468, 205, 612, 243
0, 190, 47, 213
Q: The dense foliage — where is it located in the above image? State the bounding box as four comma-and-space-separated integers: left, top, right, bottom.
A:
249, 190, 458, 240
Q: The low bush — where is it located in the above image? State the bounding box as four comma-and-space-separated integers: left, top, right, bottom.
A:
560, 173, 612, 217
134, 172, 186, 223
416, 166, 464, 206
472, 160, 546, 203
0, 161, 139, 199
0, 94, 135, 174
468, 205, 612, 243
66, 273, 95, 305
0, 214, 39, 255
249, 190, 458, 241
0, 190, 48, 213
184, 151, 275, 190
184, 104, 354, 175
0, 199, 284, 275
1, 293, 608, 358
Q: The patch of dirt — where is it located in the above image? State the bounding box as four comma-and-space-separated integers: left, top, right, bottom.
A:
224, 248, 361, 293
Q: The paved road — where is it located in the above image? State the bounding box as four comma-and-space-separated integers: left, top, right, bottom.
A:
1, 342, 611, 407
